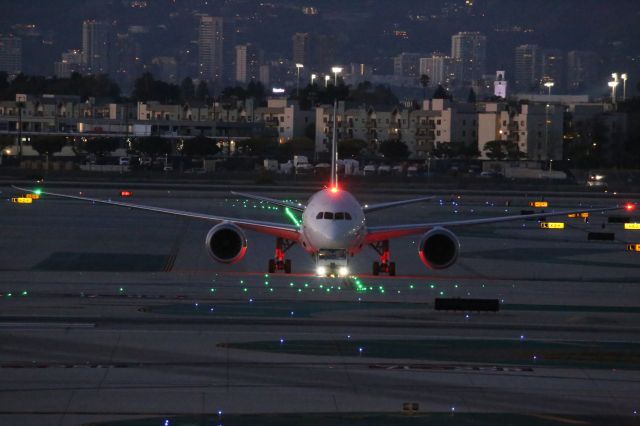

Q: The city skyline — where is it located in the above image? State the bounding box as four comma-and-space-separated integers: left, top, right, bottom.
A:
0, 0, 637, 98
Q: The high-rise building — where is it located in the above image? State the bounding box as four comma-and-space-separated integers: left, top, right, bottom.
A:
198, 15, 224, 82
419, 54, 455, 87
514, 44, 540, 92
566, 50, 599, 93
54, 49, 83, 78
393, 52, 422, 78
540, 49, 564, 91
235, 43, 262, 83
0, 35, 22, 76
451, 32, 486, 84
82, 20, 109, 74
292, 33, 310, 66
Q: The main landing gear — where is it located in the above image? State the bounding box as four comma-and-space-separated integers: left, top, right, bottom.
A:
268, 237, 295, 274
370, 240, 396, 276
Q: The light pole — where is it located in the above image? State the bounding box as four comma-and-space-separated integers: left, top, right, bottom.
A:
310, 74, 317, 85
608, 80, 619, 105
621, 73, 628, 101
331, 66, 343, 86
324, 75, 330, 88
543, 81, 554, 162
295, 63, 304, 96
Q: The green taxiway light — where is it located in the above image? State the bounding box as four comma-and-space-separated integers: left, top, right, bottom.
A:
21, 291, 28, 296
284, 207, 301, 226
33, 188, 42, 195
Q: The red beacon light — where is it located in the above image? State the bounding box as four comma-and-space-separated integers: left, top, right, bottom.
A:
625, 203, 636, 212
120, 190, 133, 198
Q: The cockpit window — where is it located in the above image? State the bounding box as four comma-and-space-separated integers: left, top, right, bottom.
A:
345, 212, 352, 220
316, 212, 323, 219
323, 212, 334, 219
335, 212, 345, 220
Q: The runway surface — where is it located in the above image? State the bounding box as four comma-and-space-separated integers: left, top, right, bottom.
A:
1, 184, 639, 426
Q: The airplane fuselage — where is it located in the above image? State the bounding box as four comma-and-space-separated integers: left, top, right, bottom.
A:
299, 188, 367, 257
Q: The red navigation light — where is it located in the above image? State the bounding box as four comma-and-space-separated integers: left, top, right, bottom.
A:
330, 186, 339, 194
625, 203, 636, 212
120, 190, 133, 197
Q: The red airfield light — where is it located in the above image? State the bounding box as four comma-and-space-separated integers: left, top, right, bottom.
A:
625, 202, 636, 212
120, 190, 133, 198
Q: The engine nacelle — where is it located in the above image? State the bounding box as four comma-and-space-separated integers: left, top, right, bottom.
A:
419, 227, 460, 269
205, 222, 247, 264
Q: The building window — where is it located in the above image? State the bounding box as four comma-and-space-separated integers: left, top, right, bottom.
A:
437, 130, 441, 136
437, 119, 441, 125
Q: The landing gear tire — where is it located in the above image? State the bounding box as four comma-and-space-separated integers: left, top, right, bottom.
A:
268, 259, 276, 273
372, 261, 380, 276
284, 259, 292, 274
389, 261, 396, 276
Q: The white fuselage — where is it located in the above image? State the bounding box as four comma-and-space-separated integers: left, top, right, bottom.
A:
299, 188, 367, 257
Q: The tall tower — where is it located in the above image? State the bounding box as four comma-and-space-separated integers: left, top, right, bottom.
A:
292, 33, 310, 66
514, 44, 539, 92
540, 49, 564, 92
0, 35, 22, 77
199, 15, 224, 82
235, 43, 262, 83
566, 50, 599, 93
451, 31, 486, 84
82, 20, 109, 74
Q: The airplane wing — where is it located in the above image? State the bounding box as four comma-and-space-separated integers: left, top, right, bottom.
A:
365, 205, 625, 243
13, 186, 301, 241
231, 191, 306, 212
363, 195, 434, 213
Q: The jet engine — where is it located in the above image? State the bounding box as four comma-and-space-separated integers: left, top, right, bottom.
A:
418, 227, 460, 269
205, 222, 247, 264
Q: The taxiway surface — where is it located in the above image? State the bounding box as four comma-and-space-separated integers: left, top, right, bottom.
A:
1, 185, 639, 426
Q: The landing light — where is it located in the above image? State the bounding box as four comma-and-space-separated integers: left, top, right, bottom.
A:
316, 266, 327, 276
338, 266, 349, 277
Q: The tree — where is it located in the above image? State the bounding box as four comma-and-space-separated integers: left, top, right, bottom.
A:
84, 137, 120, 157
180, 77, 195, 102
236, 137, 277, 157
195, 80, 209, 102
482, 140, 523, 160
131, 137, 172, 159
181, 135, 220, 157
339, 139, 367, 158
467, 88, 477, 103
433, 85, 450, 100
419, 74, 430, 101
30, 136, 65, 159
379, 140, 410, 159
288, 137, 314, 156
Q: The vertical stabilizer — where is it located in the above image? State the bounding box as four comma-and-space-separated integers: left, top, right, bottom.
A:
330, 99, 338, 189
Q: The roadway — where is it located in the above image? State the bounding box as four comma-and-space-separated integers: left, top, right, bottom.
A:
0, 185, 639, 426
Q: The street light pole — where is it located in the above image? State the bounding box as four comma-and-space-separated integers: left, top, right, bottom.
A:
543, 81, 554, 161
621, 73, 628, 101
324, 75, 330, 88
331, 66, 343, 86
295, 63, 304, 97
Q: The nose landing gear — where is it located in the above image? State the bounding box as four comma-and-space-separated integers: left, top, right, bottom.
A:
370, 240, 396, 276
268, 237, 295, 274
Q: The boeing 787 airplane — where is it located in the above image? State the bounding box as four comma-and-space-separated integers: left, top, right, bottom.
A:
14, 106, 631, 277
